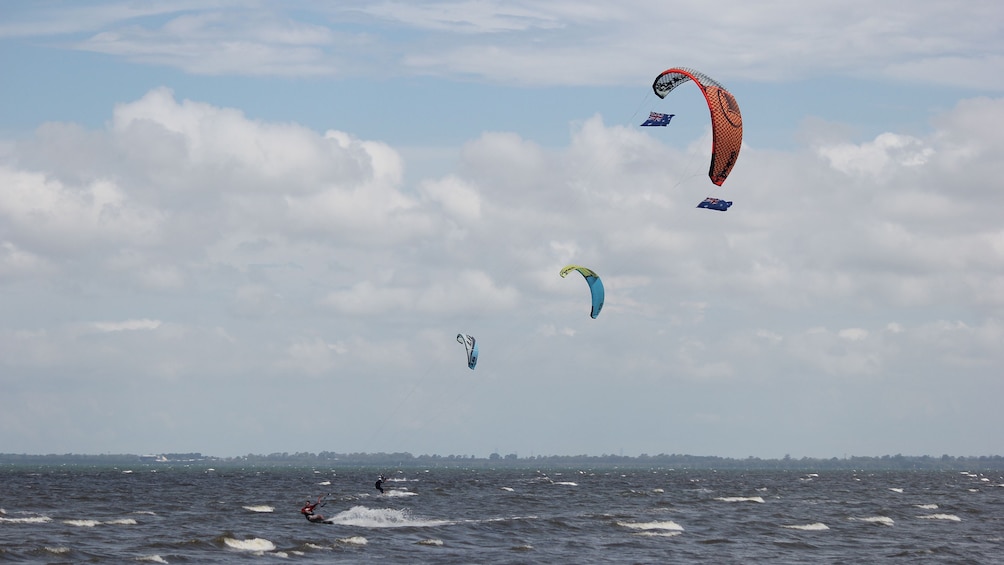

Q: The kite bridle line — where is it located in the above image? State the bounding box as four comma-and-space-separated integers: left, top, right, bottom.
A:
365, 307, 487, 448
626, 87, 656, 130
364, 364, 431, 446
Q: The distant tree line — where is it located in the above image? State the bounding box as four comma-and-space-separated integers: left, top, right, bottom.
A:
2, 451, 1003, 471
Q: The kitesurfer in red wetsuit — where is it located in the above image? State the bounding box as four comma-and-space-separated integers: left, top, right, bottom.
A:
300, 495, 329, 523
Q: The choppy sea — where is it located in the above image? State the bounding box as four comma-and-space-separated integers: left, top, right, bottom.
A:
1, 465, 1001, 563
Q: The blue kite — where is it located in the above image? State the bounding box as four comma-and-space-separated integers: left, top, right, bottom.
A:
457, 333, 478, 370
559, 265, 605, 319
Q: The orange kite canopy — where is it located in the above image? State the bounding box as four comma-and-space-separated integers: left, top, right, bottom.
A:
652, 67, 743, 186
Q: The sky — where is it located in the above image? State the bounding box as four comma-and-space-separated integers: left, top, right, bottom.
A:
1, 1, 1002, 460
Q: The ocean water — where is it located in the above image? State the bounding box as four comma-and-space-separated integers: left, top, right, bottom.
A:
1, 465, 1001, 563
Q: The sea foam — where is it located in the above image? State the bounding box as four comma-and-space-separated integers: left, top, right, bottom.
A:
783, 522, 829, 531
618, 520, 684, 533
105, 518, 137, 525
852, 516, 895, 526
918, 514, 961, 521
0, 516, 51, 524
223, 537, 276, 552
384, 489, 418, 498
715, 496, 765, 503
63, 518, 136, 527
64, 519, 101, 527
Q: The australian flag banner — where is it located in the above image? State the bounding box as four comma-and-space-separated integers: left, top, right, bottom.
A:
696, 197, 732, 212
640, 111, 674, 126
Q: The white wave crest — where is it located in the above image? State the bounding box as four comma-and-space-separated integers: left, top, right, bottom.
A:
45, 546, 70, 554
918, 514, 961, 521
715, 496, 765, 503
224, 537, 276, 552
243, 505, 275, 513
328, 505, 451, 528
618, 520, 684, 532
417, 538, 444, 546
337, 536, 368, 545
63, 518, 135, 527
852, 516, 895, 526
137, 555, 169, 563
783, 522, 829, 531
65, 519, 101, 527
0, 516, 51, 524
914, 504, 938, 510
888, 488, 904, 493
500, 486, 514, 492
638, 531, 682, 537
553, 481, 578, 486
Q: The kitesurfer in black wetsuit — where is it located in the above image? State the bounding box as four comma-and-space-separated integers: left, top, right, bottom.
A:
375, 474, 387, 493
300, 495, 330, 523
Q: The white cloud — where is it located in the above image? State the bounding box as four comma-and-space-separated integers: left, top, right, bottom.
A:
2, 1, 1001, 87
5, 0, 1004, 460
112, 87, 370, 193
420, 175, 483, 221
359, 1, 572, 33
817, 133, 934, 177
321, 269, 520, 315
0, 241, 54, 280
755, 329, 783, 343
838, 328, 869, 341
0, 167, 164, 256
78, 9, 340, 76
91, 319, 162, 332
2, 88, 446, 286
2, 87, 1003, 457
230, 284, 283, 318
277, 337, 342, 377
0, 1, 209, 38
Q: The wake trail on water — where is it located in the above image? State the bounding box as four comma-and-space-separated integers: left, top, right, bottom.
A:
325, 506, 452, 528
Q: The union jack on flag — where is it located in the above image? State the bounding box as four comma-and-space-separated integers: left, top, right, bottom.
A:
696, 197, 732, 211
640, 112, 674, 127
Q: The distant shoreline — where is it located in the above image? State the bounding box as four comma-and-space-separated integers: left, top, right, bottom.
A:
2, 452, 1002, 471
